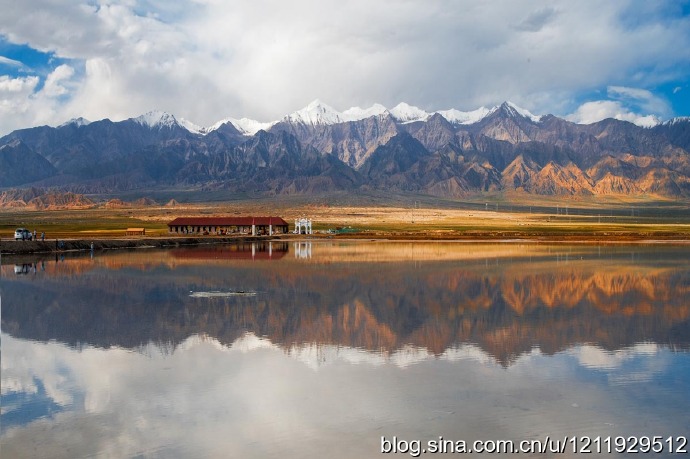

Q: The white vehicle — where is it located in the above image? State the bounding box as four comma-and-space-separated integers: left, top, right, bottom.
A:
14, 228, 32, 240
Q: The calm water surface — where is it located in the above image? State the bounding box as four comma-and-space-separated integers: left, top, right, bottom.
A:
1, 241, 689, 458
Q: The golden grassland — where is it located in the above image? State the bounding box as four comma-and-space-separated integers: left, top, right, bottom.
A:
1, 194, 689, 241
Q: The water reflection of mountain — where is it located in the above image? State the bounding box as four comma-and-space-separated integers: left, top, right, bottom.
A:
2, 244, 689, 366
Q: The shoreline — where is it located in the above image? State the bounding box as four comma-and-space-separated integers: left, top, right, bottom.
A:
2, 232, 690, 255
0, 236, 274, 255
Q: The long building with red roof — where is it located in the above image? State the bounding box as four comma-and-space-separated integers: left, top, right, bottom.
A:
167, 216, 289, 236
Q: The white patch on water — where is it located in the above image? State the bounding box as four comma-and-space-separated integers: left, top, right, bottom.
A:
189, 291, 257, 298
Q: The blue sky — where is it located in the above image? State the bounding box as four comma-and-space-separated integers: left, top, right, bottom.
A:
1, 0, 689, 135
0, 41, 79, 92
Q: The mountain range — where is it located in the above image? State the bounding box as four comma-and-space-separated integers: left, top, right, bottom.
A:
1, 100, 689, 198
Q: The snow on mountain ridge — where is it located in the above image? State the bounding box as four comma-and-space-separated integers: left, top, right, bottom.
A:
229, 118, 277, 135
437, 107, 492, 125
132, 100, 547, 136
389, 102, 430, 123
207, 117, 276, 135
283, 99, 344, 126
58, 117, 91, 128
487, 101, 541, 122
133, 110, 180, 129
342, 103, 389, 121
661, 116, 689, 126
179, 118, 204, 134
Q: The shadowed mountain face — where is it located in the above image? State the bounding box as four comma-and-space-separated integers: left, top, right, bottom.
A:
1, 104, 688, 197
0, 140, 57, 186
2, 243, 688, 366
269, 113, 401, 169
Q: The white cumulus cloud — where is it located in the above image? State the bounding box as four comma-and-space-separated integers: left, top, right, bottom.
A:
567, 85, 671, 126
566, 100, 661, 127
0, 0, 688, 134
0, 66, 81, 130
41, 64, 76, 97
0, 75, 40, 122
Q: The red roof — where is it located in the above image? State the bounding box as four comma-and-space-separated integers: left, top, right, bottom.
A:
168, 216, 288, 226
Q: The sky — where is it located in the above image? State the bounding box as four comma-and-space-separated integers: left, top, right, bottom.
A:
0, 0, 689, 135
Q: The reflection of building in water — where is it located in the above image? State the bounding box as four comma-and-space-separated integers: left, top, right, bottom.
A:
294, 242, 312, 259
14, 264, 32, 275
171, 242, 289, 261
167, 217, 289, 236
294, 217, 313, 235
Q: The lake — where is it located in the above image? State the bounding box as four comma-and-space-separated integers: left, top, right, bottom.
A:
2, 241, 689, 458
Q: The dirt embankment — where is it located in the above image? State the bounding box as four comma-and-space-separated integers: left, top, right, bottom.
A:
0, 236, 277, 255
336, 230, 690, 242
4, 231, 689, 256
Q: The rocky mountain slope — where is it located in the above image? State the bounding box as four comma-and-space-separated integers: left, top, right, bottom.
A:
1, 102, 688, 198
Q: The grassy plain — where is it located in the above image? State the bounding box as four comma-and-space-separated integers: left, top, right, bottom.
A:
1, 192, 689, 241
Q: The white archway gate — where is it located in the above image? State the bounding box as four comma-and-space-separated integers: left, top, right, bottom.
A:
294, 218, 313, 235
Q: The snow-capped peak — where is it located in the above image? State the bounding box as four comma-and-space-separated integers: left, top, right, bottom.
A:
389, 102, 430, 123
58, 117, 91, 128
207, 117, 240, 133
133, 110, 179, 129
230, 118, 276, 135
437, 107, 492, 125
128, 100, 549, 137
489, 101, 541, 122
661, 116, 690, 126
206, 117, 276, 136
284, 99, 344, 126
342, 103, 389, 121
